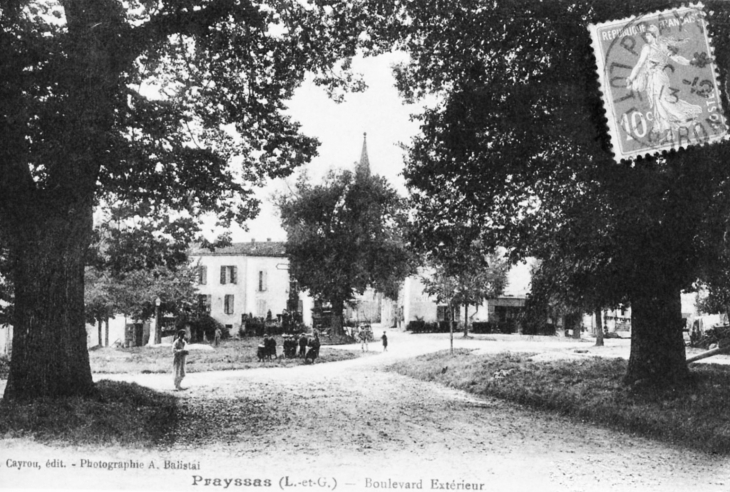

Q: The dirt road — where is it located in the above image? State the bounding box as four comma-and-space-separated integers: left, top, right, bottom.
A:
2, 331, 729, 492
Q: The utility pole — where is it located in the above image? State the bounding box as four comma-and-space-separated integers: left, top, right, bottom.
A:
154, 297, 162, 345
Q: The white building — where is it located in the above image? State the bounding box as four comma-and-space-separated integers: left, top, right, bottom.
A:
190, 240, 313, 335
392, 261, 534, 328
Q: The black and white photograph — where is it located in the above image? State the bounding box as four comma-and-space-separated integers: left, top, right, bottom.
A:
1, 1, 729, 491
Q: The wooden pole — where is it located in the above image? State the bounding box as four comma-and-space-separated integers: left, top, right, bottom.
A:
686, 345, 730, 364
449, 301, 454, 355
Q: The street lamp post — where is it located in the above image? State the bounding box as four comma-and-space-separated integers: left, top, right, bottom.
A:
155, 297, 162, 345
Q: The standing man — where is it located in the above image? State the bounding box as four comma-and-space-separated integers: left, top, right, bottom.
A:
172, 330, 189, 390
382, 331, 388, 352
298, 333, 308, 358
306, 331, 321, 363
214, 326, 222, 347
359, 326, 369, 352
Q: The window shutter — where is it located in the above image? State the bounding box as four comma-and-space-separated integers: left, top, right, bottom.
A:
206, 295, 212, 313
231, 266, 238, 284
263, 270, 268, 291
257, 299, 267, 317
225, 295, 234, 315
220, 266, 226, 284
200, 266, 207, 285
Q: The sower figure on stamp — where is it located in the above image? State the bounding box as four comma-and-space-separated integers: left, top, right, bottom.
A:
626, 24, 702, 136
172, 330, 189, 390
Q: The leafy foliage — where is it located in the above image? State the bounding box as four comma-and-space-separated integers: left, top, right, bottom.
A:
384, 0, 730, 382
0, 0, 398, 398
278, 169, 414, 328
421, 248, 509, 326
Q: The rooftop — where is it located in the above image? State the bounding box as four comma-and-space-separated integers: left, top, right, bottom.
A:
190, 241, 287, 257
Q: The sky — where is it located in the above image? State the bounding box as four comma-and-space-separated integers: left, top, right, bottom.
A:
226, 51, 422, 243
223, 52, 533, 295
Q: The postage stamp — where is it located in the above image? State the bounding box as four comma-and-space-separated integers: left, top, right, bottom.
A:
589, 4, 728, 162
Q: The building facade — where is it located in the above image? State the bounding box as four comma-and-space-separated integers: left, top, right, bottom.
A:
392, 262, 534, 329
190, 240, 312, 335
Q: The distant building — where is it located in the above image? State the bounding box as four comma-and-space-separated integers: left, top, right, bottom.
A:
190, 240, 313, 335
389, 261, 534, 329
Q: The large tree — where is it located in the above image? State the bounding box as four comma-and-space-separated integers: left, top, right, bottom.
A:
0, 0, 391, 399
389, 0, 730, 385
278, 169, 414, 335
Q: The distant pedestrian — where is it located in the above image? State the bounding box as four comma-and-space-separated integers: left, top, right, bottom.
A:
359, 326, 369, 352
214, 327, 222, 347
298, 333, 308, 358
172, 330, 189, 390
306, 332, 321, 363
382, 331, 388, 352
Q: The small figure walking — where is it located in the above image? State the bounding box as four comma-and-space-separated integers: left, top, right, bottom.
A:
298, 333, 308, 358
214, 326, 222, 347
382, 331, 388, 352
358, 326, 369, 352
305, 332, 321, 364
172, 330, 189, 390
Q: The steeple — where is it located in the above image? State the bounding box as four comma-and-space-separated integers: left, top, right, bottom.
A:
356, 132, 371, 179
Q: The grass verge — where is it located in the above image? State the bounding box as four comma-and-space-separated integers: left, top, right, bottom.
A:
0, 380, 177, 446
387, 349, 730, 455
89, 337, 361, 374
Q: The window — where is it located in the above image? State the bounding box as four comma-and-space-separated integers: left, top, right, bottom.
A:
437, 305, 459, 321
258, 270, 267, 291
198, 266, 207, 285
224, 295, 235, 315
198, 294, 211, 313
220, 266, 237, 284
256, 299, 267, 318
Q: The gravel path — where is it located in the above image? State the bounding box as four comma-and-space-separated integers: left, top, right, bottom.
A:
2, 331, 729, 492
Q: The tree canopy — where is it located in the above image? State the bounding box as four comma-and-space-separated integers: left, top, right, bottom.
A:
421, 248, 509, 336
0, 0, 396, 399
278, 169, 414, 333
389, 0, 730, 384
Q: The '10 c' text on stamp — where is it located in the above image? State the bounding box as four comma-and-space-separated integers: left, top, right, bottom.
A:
589, 4, 727, 162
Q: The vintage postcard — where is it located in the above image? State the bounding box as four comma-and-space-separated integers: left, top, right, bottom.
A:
589, 4, 728, 161
3, 3, 730, 492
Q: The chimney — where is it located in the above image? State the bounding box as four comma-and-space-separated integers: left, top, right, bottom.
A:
250, 238, 255, 243
267, 238, 271, 242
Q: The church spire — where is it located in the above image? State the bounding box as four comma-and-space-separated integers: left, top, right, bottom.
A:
356, 132, 371, 179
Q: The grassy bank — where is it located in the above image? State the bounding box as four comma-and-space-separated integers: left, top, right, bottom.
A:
0, 380, 177, 446
89, 337, 362, 374
387, 349, 730, 454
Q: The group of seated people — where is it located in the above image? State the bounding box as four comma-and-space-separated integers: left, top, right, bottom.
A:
256, 332, 320, 363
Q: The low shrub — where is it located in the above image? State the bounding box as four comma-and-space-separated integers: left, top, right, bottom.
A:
407, 320, 426, 333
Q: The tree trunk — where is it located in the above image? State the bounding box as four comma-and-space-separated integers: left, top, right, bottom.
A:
595, 308, 604, 347
154, 305, 161, 345
330, 300, 345, 336
573, 313, 582, 339
625, 288, 689, 385
449, 301, 454, 355
97, 319, 102, 347
463, 304, 469, 337
104, 317, 109, 347
4, 204, 96, 399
